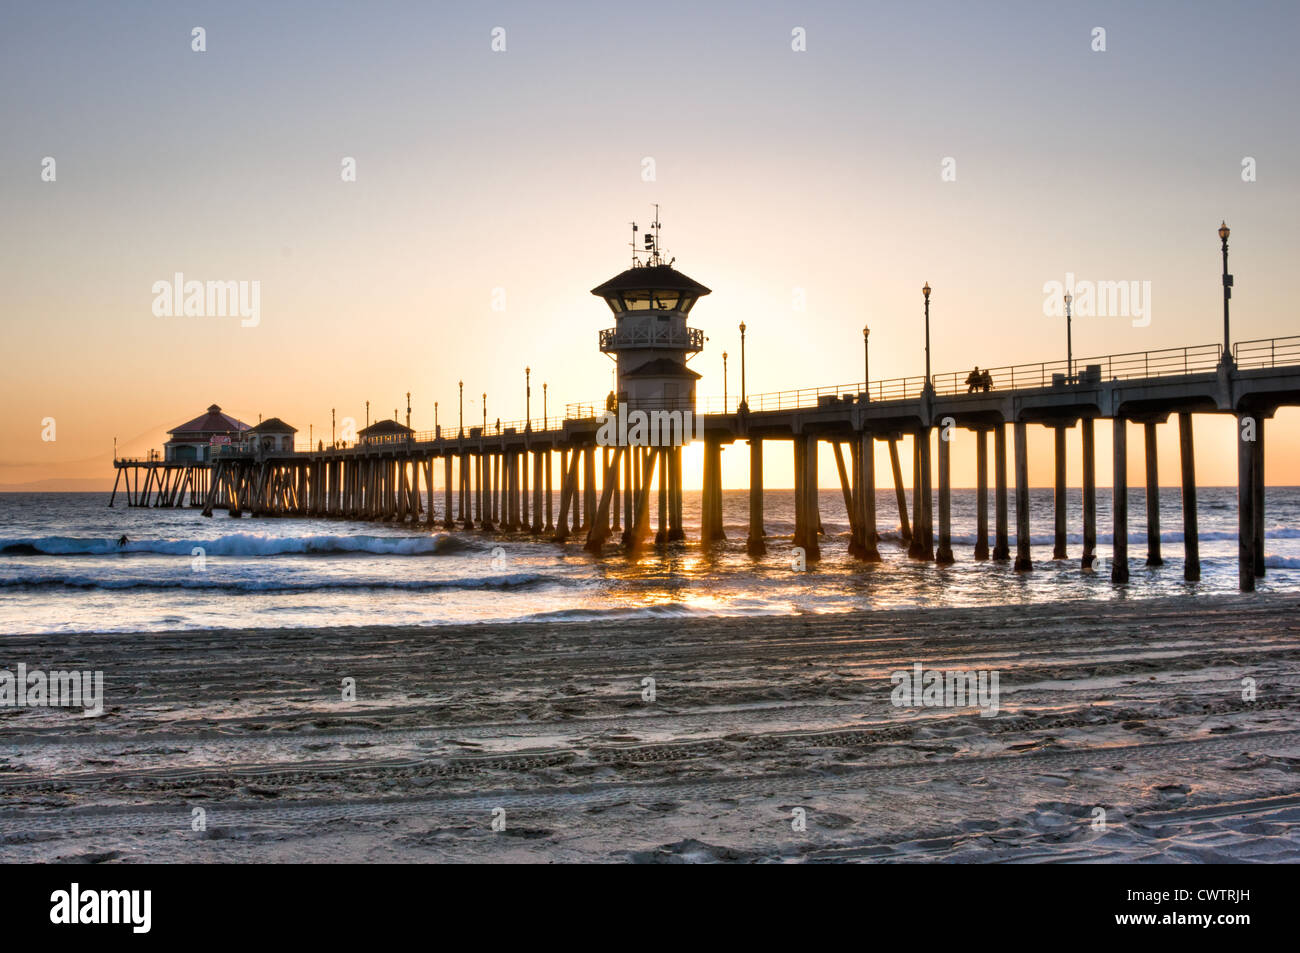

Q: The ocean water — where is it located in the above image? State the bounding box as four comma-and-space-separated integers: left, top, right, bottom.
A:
1, 488, 1297, 634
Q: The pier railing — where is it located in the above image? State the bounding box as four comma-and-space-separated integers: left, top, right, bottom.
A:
1233, 334, 1300, 369
722, 342, 1226, 411
739, 378, 929, 411
213, 338, 1298, 456
562, 343, 1228, 420
292, 417, 563, 452
927, 342, 1224, 396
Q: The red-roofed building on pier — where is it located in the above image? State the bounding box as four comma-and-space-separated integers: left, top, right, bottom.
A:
164, 404, 251, 462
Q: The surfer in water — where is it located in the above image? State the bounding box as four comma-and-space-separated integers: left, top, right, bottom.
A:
117, 534, 129, 548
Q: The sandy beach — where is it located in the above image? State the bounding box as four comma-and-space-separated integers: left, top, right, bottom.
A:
2, 594, 1298, 863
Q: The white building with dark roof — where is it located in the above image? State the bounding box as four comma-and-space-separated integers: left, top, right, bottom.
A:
248, 417, 298, 453
357, 418, 414, 447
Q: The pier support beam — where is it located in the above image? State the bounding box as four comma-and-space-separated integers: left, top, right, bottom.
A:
571, 450, 582, 534
1178, 412, 1200, 582
553, 448, 580, 543
521, 450, 529, 531
805, 435, 820, 561
583, 446, 597, 533
1053, 425, 1067, 559
621, 447, 633, 542
993, 424, 1010, 560
655, 447, 668, 546
629, 448, 659, 552
920, 430, 934, 559
532, 451, 543, 533
494, 452, 503, 528
1144, 421, 1162, 566
701, 438, 726, 543
1013, 421, 1031, 572
609, 449, 620, 534
544, 450, 553, 532
888, 437, 911, 545
792, 435, 819, 560
936, 426, 954, 565
793, 437, 807, 551
908, 432, 932, 560
747, 438, 766, 557
1112, 418, 1130, 583
833, 441, 858, 557
584, 447, 623, 553
461, 453, 473, 530
1237, 413, 1257, 592
1253, 418, 1265, 579
424, 459, 435, 527
1081, 418, 1097, 570
481, 453, 495, 532
669, 448, 685, 542
974, 429, 989, 560
861, 434, 880, 561
908, 436, 922, 558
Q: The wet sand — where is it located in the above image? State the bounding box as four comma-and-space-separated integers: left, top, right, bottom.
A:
2, 594, 1299, 863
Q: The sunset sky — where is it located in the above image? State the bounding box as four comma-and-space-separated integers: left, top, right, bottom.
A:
2, 0, 1297, 490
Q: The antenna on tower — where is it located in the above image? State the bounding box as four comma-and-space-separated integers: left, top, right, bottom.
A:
650, 204, 663, 266
627, 206, 667, 268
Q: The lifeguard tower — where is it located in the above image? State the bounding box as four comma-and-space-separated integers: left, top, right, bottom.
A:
590, 208, 709, 413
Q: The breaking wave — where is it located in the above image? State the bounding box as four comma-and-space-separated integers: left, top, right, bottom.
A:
0, 533, 468, 558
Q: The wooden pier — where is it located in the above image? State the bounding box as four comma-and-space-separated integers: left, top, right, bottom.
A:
111, 335, 1300, 592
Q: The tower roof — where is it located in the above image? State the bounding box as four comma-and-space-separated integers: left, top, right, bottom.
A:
623, 357, 702, 380
590, 264, 711, 299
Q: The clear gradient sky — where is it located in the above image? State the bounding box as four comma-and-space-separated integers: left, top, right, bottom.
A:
2, 0, 1297, 490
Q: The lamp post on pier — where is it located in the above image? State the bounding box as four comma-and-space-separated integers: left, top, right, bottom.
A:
738, 322, 748, 410
482, 393, 487, 434
863, 325, 870, 400
331, 408, 335, 447
458, 381, 463, 438
722, 351, 729, 412
525, 367, 532, 432
543, 382, 548, 430
1220, 221, 1233, 363
922, 283, 933, 393
1064, 292, 1074, 383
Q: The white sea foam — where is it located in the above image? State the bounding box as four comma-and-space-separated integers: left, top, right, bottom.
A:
0, 533, 463, 557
